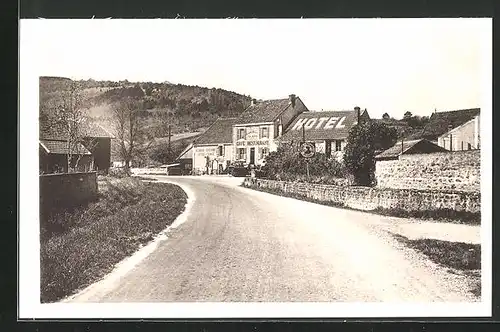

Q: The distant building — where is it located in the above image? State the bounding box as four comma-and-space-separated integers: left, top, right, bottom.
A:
192, 118, 239, 174
375, 138, 448, 161
420, 108, 480, 151
39, 140, 94, 174
280, 106, 369, 160
40, 118, 115, 174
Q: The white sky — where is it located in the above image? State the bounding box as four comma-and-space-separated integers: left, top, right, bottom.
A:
24, 18, 490, 118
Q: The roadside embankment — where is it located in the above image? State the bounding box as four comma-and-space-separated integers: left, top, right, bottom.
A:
40, 176, 187, 303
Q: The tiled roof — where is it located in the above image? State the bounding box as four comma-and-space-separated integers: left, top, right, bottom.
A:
40, 140, 92, 155
375, 138, 447, 160
236, 99, 291, 124
40, 117, 115, 140
421, 108, 480, 140
280, 109, 367, 141
194, 118, 239, 145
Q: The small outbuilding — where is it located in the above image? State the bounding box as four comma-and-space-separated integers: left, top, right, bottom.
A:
375, 138, 448, 161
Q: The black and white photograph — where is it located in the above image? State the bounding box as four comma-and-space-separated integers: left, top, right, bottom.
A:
19, 18, 491, 319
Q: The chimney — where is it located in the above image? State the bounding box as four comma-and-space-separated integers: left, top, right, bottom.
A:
289, 94, 296, 107
251, 98, 257, 106
355, 106, 361, 124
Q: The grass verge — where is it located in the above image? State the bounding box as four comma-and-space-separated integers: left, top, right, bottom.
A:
390, 233, 481, 298
242, 182, 480, 225
40, 176, 187, 303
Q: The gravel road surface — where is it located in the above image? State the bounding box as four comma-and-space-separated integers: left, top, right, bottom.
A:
67, 175, 477, 302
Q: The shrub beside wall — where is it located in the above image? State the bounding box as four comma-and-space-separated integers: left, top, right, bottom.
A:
243, 178, 480, 214
375, 150, 480, 192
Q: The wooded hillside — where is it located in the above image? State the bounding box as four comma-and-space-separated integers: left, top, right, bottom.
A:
39, 76, 253, 137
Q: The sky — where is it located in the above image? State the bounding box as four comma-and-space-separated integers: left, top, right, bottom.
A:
23, 18, 490, 119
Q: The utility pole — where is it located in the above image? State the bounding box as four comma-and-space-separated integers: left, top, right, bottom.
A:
167, 124, 171, 163
448, 124, 453, 151
302, 122, 310, 181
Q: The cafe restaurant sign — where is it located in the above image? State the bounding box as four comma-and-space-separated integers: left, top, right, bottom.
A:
236, 140, 269, 147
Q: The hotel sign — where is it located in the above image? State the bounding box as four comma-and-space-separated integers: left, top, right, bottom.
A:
291, 116, 347, 131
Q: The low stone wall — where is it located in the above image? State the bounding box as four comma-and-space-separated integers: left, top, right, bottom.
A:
375, 150, 480, 192
40, 172, 98, 215
243, 178, 480, 213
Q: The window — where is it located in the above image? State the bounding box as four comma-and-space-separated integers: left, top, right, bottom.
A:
468, 142, 472, 150
218, 145, 224, 156
261, 148, 269, 159
237, 128, 246, 140
260, 127, 269, 139
238, 148, 246, 160
335, 140, 342, 152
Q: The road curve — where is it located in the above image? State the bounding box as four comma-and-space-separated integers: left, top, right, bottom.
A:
69, 175, 475, 302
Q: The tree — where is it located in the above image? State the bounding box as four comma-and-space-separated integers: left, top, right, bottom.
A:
382, 113, 390, 120
112, 97, 153, 173
52, 81, 92, 173
403, 111, 413, 120
343, 121, 398, 186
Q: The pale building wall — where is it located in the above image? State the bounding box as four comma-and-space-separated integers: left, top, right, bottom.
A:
192, 143, 233, 174
438, 116, 480, 151
234, 123, 274, 166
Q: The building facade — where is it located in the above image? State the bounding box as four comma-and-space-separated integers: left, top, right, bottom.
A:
189, 97, 371, 173
232, 94, 308, 166
279, 107, 370, 160
190, 94, 309, 173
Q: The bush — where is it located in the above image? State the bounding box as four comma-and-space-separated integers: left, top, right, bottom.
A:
264, 142, 346, 184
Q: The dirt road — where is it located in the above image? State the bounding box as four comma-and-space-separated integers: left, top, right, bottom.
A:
67, 175, 476, 302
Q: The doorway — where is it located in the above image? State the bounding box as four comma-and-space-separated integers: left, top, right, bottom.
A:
250, 147, 255, 165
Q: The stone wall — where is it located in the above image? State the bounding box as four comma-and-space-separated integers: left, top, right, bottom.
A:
243, 178, 480, 213
40, 172, 98, 215
375, 150, 480, 192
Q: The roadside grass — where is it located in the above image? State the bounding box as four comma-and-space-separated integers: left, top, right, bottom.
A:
40, 176, 187, 303
372, 208, 480, 225
390, 234, 481, 271
242, 182, 480, 225
390, 233, 481, 298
